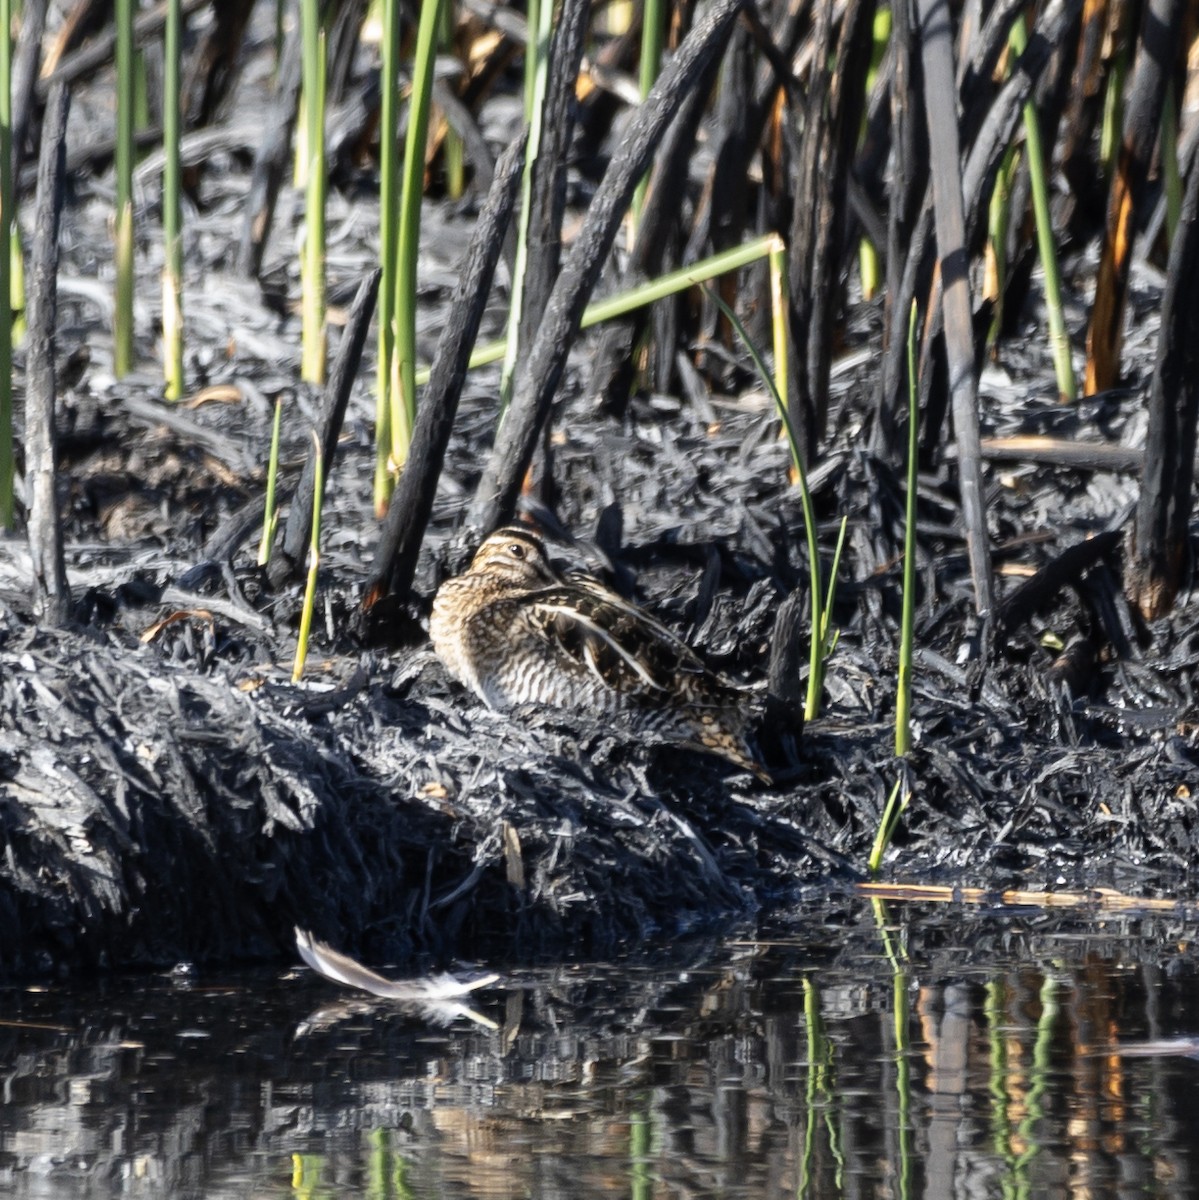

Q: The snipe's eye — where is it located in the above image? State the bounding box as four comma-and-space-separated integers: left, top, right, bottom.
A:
508, 543, 527, 560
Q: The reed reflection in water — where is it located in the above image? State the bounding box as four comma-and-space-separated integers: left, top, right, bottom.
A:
0, 900, 1197, 1198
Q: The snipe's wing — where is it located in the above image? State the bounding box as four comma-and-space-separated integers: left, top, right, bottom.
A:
522, 576, 726, 700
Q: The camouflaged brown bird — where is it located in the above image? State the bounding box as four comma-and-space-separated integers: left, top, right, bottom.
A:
430, 525, 769, 780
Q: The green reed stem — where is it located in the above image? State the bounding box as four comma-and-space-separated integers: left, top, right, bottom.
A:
631, 0, 664, 227
290, 1153, 326, 1195
1011, 973, 1059, 1190
498, 0, 550, 413
800, 976, 845, 1189
374, 0, 402, 514
162, 0, 184, 400
819, 515, 848, 653
293, 90, 307, 190
868, 777, 910, 874
896, 300, 918, 756
890, 937, 913, 1200
258, 396, 284, 566
638, 0, 665, 115
984, 979, 1016, 1179
1010, 15, 1074, 402
440, 1, 464, 199
366, 1127, 413, 1197
9, 221, 23, 344
768, 238, 788, 420
707, 241, 842, 722
869, 897, 913, 1200
391, 0, 446, 468
292, 431, 324, 682
629, 1103, 652, 1200
114, 0, 135, 378
986, 140, 1019, 350
0, 0, 9, 529
799, 977, 823, 1197
134, 39, 150, 133
300, 0, 327, 385
858, 5, 891, 300
1100, 47, 1126, 184
420, 233, 780, 386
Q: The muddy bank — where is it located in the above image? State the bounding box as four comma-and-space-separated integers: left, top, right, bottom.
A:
0, 599, 831, 977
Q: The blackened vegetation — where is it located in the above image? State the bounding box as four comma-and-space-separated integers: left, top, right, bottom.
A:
1128, 154, 1199, 620
368, 132, 528, 607
267, 268, 381, 589
466, 0, 749, 538
25, 84, 70, 627
0, 1, 1198, 979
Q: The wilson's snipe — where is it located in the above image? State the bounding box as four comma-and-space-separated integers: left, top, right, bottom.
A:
430, 525, 769, 779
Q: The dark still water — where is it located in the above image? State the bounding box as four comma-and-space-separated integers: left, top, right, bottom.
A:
2, 895, 1199, 1198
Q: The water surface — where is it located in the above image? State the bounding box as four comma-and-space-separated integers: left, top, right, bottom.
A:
2, 895, 1197, 1198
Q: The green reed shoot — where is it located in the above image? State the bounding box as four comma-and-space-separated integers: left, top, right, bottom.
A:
871, 305, 921, 872
389, 0, 446, 471
1011, 974, 1060, 1185
374, 0, 402, 513
300, 0, 327, 385
420, 233, 781, 386
1100, 44, 1127, 184
2, 3, 20, 350
985, 139, 1018, 349
708, 255, 844, 722
292, 90, 307, 190
815, 514, 848, 674
440, 2, 464, 199
292, 431, 324, 682
858, 5, 891, 300
114, 0, 135, 377
134, 39, 150, 133
638, 0, 665, 102
7, 25, 22, 357
258, 396, 284, 566
985, 980, 1015, 1167
162, 0, 184, 400
868, 777, 910, 874
290, 1154, 326, 1194
768, 238, 788, 418
631, 0, 664, 229
629, 1108, 652, 1200
0, 0, 10, 529
1009, 15, 1074, 402
9, 223, 23, 343
498, 0, 550, 413
870, 898, 914, 1196
895, 300, 918, 756
366, 1129, 415, 1197
798, 977, 820, 1190
798, 977, 844, 1185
